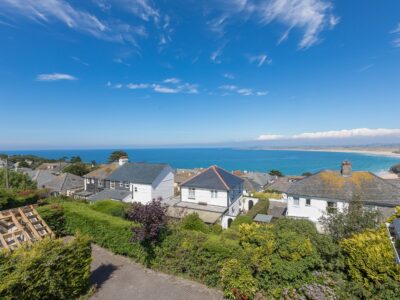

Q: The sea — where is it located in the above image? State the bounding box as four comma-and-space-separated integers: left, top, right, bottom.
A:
3, 148, 400, 176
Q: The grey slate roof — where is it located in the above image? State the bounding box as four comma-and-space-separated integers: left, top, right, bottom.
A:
254, 214, 273, 223
243, 177, 263, 192
287, 170, 400, 206
43, 173, 84, 192
22, 169, 57, 188
243, 172, 275, 187
106, 162, 170, 185
88, 189, 130, 201
393, 218, 400, 239
265, 177, 294, 193
181, 166, 244, 191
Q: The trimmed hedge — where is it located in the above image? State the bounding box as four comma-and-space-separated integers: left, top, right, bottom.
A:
0, 234, 91, 300
246, 198, 269, 219
39, 202, 147, 263
89, 200, 128, 218
0, 189, 42, 211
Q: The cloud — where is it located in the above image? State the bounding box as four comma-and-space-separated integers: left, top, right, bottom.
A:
223, 73, 235, 79
257, 128, 400, 141
71, 56, 89, 66
358, 64, 374, 73
0, 0, 145, 45
249, 54, 271, 67
36, 73, 77, 81
391, 24, 400, 47
109, 78, 198, 94
219, 84, 267, 96
163, 77, 180, 84
211, 45, 225, 63
215, 0, 337, 49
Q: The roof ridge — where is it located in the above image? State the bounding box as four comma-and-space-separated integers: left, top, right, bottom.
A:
211, 166, 230, 190
179, 166, 211, 186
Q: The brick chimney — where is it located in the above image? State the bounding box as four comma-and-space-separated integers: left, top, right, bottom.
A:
119, 156, 129, 166
341, 161, 352, 177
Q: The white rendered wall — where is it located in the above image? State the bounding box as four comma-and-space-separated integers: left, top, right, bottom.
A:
152, 169, 174, 201
181, 187, 228, 207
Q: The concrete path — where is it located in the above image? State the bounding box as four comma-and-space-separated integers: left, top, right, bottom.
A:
90, 244, 224, 300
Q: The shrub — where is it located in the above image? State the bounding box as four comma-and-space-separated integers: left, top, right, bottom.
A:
90, 200, 128, 218
230, 215, 253, 229
220, 258, 259, 300
40, 201, 147, 263
246, 198, 269, 219
0, 189, 40, 210
340, 228, 400, 293
0, 234, 92, 300
0, 169, 36, 191
37, 203, 66, 236
180, 213, 209, 233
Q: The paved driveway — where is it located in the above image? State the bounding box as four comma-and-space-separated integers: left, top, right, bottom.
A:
90, 245, 224, 300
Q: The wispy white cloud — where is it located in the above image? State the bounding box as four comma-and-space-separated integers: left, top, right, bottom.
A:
257, 128, 400, 141
215, 0, 337, 49
223, 73, 235, 79
219, 84, 267, 96
358, 64, 374, 73
391, 23, 400, 47
36, 73, 77, 81
208, 14, 229, 36
71, 56, 89, 66
211, 46, 224, 63
248, 54, 271, 67
0, 0, 146, 45
109, 78, 199, 94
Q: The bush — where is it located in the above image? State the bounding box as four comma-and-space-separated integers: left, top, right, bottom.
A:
39, 201, 147, 263
180, 213, 209, 233
37, 203, 66, 236
340, 228, 400, 294
0, 189, 40, 210
230, 215, 253, 229
90, 200, 128, 218
246, 198, 269, 218
0, 169, 36, 191
0, 234, 92, 300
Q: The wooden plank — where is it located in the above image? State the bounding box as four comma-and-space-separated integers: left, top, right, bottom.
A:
30, 206, 54, 238
18, 208, 42, 240
0, 233, 9, 250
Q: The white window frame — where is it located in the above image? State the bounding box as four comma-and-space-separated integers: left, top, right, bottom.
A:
98, 180, 103, 187
211, 189, 218, 198
125, 183, 130, 189
305, 198, 311, 206
110, 181, 115, 189
91, 179, 95, 184
134, 187, 138, 192
86, 178, 90, 184
293, 197, 300, 206
188, 188, 195, 199
120, 182, 123, 187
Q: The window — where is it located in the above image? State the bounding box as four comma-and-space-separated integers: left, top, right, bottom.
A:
91, 179, 95, 184
211, 189, 218, 198
98, 180, 103, 187
86, 178, 90, 184
327, 201, 337, 213
110, 181, 115, 189
119, 182, 123, 187
188, 188, 195, 199
125, 183, 130, 189
134, 187, 138, 192
293, 197, 300, 206
306, 198, 311, 206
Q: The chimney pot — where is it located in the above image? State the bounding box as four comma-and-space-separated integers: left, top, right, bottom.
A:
341, 161, 352, 177
119, 156, 129, 166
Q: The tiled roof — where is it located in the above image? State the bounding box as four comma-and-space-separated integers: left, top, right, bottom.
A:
106, 162, 170, 185
22, 169, 57, 188
181, 165, 244, 191
265, 177, 294, 193
287, 170, 400, 206
43, 173, 84, 192
243, 172, 275, 186
88, 189, 131, 201
84, 163, 120, 180
243, 177, 263, 192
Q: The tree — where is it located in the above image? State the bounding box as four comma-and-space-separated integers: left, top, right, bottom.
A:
302, 172, 313, 177
70, 156, 82, 164
18, 161, 30, 168
390, 164, 400, 175
63, 163, 90, 177
319, 195, 381, 242
108, 150, 128, 163
127, 199, 166, 244
0, 169, 36, 190
269, 169, 284, 177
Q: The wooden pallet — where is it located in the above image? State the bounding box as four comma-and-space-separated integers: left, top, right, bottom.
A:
0, 205, 54, 251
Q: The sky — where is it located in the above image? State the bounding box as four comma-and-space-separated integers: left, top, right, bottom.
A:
0, 0, 400, 149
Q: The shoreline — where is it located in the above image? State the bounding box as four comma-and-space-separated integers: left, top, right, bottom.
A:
250, 148, 400, 159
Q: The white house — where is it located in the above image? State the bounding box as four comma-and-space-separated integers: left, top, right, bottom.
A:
287, 161, 400, 231
104, 162, 174, 205
180, 165, 250, 228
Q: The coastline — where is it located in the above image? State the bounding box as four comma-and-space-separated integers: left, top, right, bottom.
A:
252, 148, 400, 159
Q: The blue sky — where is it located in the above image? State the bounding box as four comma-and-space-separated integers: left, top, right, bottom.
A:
0, 0, 400, 149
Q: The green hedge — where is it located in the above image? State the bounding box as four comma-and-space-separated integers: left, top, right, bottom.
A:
0, 234, 91, 300
39, 202, 147, 263
246, 198, 269, 219
0, 189, 41, 211
89, 200, 129, 218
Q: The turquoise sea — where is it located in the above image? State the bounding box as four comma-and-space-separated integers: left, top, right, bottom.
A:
3, 148, 400, 175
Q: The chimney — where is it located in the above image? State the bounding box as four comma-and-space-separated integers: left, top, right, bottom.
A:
341, 161, 352, 177
119, 156, 129, 166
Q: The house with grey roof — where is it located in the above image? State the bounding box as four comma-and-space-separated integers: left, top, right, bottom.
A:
36, 162, 69, 174
88, 189, 132, 202
84, 161, 121, 194
287, 161, 400, 231
178, 165, 249, 228
94, 161, 175, 205
43, 173, 84, 196
21, 169, 57, 188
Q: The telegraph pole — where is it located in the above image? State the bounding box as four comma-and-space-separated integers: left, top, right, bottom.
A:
5, 157, 9, 189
